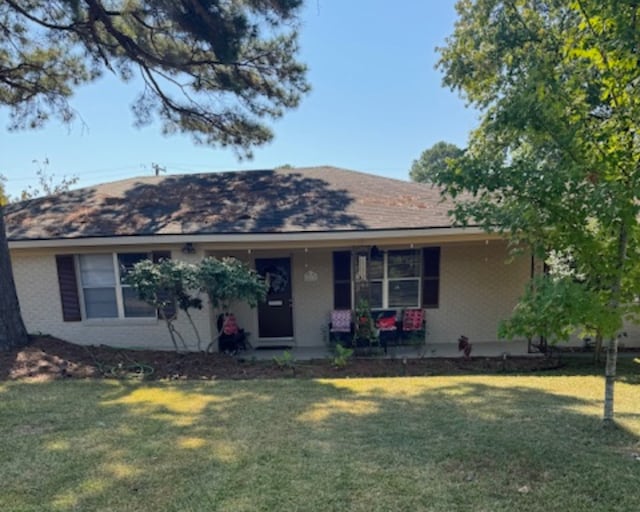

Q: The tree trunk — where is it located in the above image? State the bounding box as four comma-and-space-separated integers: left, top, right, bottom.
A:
0, 207, 29, 351
593, 332, 603, 363
602, 221, 629, 424
603, 336, 618, 425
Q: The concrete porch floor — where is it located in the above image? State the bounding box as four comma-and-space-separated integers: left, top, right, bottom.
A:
240, 340, 538, 361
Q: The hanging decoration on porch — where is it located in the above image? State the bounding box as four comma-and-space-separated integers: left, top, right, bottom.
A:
304, 269, 318, 282
356, 254, 367, 281
302, 248, 318, 282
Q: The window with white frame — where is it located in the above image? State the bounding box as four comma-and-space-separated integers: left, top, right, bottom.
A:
368, 249, 421, 309
78, 253, 156, 319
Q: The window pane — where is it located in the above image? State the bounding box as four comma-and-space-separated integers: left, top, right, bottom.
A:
388, 279, 420, 307
388, 250, 420, 278
118, 253, 149, 283
83, 288, 118, 318
370, 281, 383, 309
122, 288, 156, 318
369, 253, 384, 280
79, 254, 115, 287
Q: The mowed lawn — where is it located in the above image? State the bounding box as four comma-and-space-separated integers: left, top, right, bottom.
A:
1, 361, 638, 512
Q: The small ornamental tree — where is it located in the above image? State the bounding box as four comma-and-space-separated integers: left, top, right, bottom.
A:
197, 256, 267, 311
125, 259, 202, 352
126, 256, 266, 352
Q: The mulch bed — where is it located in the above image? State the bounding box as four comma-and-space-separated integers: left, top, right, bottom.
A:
0, 336, 565, 382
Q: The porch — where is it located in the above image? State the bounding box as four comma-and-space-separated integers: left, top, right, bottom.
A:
213, 239, 533, 354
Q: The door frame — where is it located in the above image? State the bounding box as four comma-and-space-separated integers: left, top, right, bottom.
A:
254, 255, 295, 345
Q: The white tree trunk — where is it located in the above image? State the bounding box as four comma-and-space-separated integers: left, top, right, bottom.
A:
603, 336, 618, 424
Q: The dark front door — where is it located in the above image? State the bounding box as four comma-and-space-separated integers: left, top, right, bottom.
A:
256, 257, 293, 338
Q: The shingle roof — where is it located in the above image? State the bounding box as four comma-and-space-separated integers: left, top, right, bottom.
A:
5, 166, 455, 241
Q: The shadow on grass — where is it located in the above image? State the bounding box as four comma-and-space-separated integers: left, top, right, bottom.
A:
0, 378, 638, 512
553, 355, 640, 385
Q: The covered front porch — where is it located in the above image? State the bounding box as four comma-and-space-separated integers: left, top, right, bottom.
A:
208, 235, 533, 354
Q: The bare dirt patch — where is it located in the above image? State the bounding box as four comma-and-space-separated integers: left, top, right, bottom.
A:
0, 336, 564, 381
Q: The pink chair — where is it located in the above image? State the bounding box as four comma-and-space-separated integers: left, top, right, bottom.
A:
329, 310, 353, 345
401, 309, 425, 342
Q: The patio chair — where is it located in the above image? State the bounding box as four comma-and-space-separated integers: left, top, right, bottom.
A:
329, 310, 353, 346
401, 308, 426, 344
375, 310, 399, 353
214, 312, 250, 354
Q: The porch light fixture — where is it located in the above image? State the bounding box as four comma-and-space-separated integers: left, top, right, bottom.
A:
370, 245, 383, 259
181, 242, 196, 254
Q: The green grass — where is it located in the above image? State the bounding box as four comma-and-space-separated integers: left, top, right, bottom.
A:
0, 359, 639, 512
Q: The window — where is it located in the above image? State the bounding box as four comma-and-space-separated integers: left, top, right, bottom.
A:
78, 253, 156, 319
333, 247, 441, 310
369, 249, 422, 309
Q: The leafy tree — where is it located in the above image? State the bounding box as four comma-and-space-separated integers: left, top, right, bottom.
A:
125, 259, 202, 352
197, 256, 267, 311
436, 0, 640, 423
126, 256, 266, 352
409, 141, 463, 183
0, 0, 309, 350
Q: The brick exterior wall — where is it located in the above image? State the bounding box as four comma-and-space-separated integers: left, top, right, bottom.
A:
11, 247, 212, 351
12, 241, 639, 351
427, 241, 530, 344
205, 249, 333, 348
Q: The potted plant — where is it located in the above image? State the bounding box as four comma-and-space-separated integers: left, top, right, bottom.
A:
353, 299, 380, 353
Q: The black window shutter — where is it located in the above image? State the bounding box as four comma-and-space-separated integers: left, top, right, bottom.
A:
422, 247, 441, 308
55, 255, 81, 322
152, 251, 176, 319
333, 251, 352, 309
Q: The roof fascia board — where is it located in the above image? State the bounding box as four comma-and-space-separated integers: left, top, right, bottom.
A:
8, 227, 499, 250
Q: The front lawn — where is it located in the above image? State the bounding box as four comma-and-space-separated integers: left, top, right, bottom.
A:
1, 365, 638, 511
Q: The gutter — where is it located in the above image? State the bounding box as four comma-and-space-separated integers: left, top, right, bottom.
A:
8, 226, 500, 250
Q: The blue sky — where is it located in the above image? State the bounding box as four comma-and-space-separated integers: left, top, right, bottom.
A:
1, 0, 478, 198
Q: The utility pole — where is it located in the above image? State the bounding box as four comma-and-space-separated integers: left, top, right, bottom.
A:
151, 163, 166, 176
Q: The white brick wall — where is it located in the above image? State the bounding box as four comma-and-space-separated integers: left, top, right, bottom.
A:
292, 249, 333, 347
426, 241, 530, 344
206, 249, 332, 348
11, 247, 212, 351
13, 241, 637, 351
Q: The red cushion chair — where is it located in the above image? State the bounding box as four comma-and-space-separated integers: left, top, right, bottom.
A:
402, 309, 425, 332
